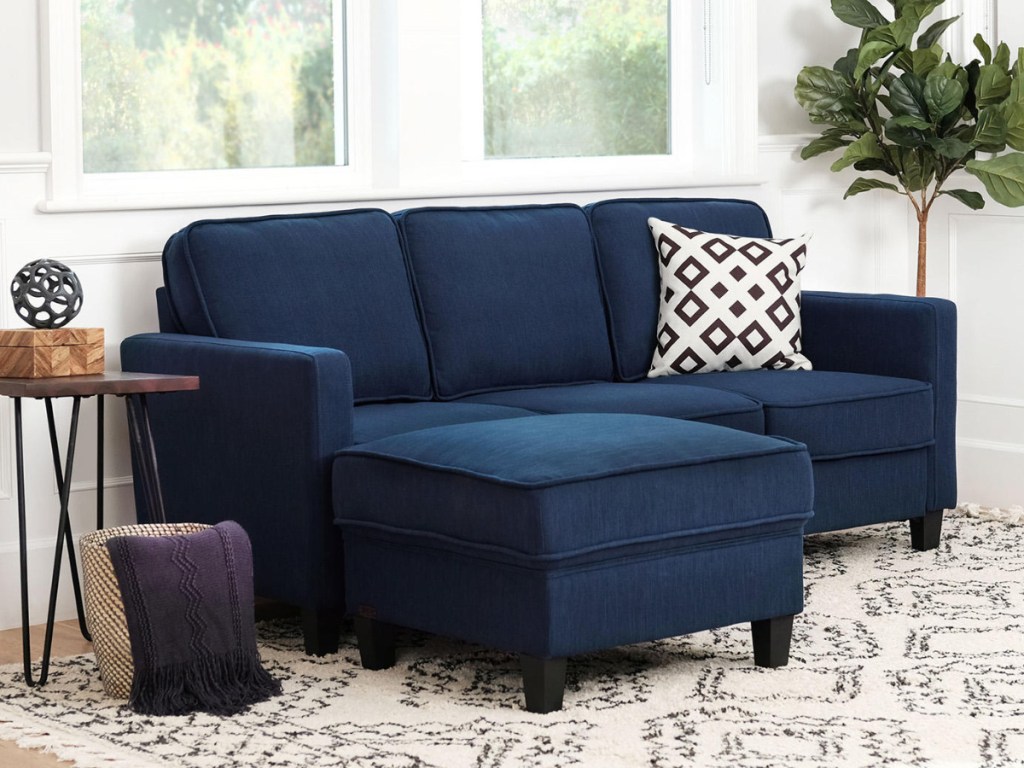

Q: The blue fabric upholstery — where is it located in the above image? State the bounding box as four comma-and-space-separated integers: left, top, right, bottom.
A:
653, 370, 934, 459
334, 414, 812, 556
121, 333, 353, 614
397, 205, 614, 398
805, 449, 928, 534
353, 402, 535, 444
458, 381, 764, 433
801, 291, 957, 512
342, 529, 806, 658
586, 198, 773, 381
162, 209, 431, 403
336, 413, 812, 658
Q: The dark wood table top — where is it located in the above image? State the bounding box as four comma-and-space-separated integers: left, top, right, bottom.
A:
0, 372, 199, 398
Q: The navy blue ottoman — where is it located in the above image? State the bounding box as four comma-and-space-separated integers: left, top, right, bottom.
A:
333, 413, 813, 713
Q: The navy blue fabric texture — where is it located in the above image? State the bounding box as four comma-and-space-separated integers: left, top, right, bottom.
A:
334, 413, 812, 556
397, 205, 614, 398
586, 198, 773, 381
805, 449, 928, 534
121, 333, 352, 614
458, 381, 764, 433
155, 287, 183, 333
353, 401, 535, 444
653, 369, 934, 459
801, 291, 957, 511
161, 208, 431, 403
342, 528, 806, 658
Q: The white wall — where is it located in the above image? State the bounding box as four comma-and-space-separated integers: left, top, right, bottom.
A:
0, 1, 1021, 631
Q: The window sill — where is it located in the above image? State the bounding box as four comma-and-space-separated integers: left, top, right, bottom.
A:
37, 172, 767, 213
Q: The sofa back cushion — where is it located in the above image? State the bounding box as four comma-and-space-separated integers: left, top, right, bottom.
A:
587, 198, 773, 381
398, 205, 614, 399
162, 208, 432, 402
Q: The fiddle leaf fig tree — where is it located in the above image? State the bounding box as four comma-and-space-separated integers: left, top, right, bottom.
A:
795, 0, 1024, 296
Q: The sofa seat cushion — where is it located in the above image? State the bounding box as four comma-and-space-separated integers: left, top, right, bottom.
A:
457, 381, 764, 433
353, 402, 536, 444
334, 413, 812, 560
397, 205, 614, 398
162, 209, 432, 403
650, 370, 934, 459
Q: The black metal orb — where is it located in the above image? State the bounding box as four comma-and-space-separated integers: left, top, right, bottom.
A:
10, 259, 84, 329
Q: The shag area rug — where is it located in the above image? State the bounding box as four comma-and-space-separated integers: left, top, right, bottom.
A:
1, 507, 1022, 768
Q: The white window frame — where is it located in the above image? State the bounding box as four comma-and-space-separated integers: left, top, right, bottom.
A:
40, 0, 759, 213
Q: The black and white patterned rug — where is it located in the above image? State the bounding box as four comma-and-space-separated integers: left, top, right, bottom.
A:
1, 508, 1022, 768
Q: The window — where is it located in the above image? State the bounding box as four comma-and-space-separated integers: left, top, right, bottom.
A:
80, 0, 339, 173
41, 1, 758, 211
481, 0, 669, 159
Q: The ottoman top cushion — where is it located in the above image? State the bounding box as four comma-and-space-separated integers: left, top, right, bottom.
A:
340, 413, 799, 488
334, 414, 813, 558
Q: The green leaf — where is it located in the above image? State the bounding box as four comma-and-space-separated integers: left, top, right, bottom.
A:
975, 33, 992, 65
844, 177, 901, 198
886, 122, 929, 147
831, 132, 885, 172
965, 153, 1024, 206
800, 133, 853, 160
917, 15, 958, 49
855, 40, 899, 79
795, 66, 857, 115
939, 189, 985, 209
1005, 102, 1024, 151
905, 47, 941, 76
888, 74, 928, 120
899, 148, 936, 190
834, 48, 860, 81
831, 0, 888, 29
854, 157, 897, 173
924, 72, 965, 120
865, 15, 918, 48
887, 114, 933, 130
974, 106, 1008, 148
995, 42, 1011, 72
977, 65, 1012, 107
927, 136, 973, 159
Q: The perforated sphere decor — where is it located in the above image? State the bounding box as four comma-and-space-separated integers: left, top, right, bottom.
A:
10, 259, 84, 329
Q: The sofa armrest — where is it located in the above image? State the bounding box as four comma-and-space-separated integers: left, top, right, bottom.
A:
120, 333, 353, 612
801, 291, 957, 511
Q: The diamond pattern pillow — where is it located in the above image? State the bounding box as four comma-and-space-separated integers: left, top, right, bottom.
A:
647, 217, 812, 376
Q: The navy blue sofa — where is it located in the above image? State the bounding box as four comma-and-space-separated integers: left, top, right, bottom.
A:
121, 198, 957, 662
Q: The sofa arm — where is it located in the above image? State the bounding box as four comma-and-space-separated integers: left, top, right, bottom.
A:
120, 333, 354, 613
801, 291, 957, 512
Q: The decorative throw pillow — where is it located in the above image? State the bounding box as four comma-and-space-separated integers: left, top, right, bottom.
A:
647, 218, 812, 376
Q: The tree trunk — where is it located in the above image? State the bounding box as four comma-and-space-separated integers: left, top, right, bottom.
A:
916, 209, 928, 297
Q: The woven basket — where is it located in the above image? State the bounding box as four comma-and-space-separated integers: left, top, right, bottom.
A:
80, 522, 210, 699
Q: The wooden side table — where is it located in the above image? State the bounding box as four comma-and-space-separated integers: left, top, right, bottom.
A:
0, 372, 199, 686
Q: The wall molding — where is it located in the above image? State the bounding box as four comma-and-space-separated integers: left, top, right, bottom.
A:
68, 474, 133, 495
958, 437, 1024, 455
959, 393, 1024, 410
58, 251, 161, 268
0, 152, 51, 174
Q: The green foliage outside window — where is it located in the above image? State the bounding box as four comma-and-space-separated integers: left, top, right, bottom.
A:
482, 0, 669, 159
80, 0, 335, 173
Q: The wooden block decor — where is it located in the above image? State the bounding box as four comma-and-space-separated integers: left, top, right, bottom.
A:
0, 328, 104, 378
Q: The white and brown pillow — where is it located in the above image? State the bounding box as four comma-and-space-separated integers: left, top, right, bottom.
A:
647, 218, 812, 376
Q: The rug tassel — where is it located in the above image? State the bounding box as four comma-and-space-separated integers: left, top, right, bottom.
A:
954, 503, 1024, 525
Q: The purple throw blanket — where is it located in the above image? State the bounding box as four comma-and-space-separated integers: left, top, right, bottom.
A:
106, 520, 281, 715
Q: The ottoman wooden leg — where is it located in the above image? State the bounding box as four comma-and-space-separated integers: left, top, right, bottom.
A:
355, 615, 396, 670
521, 655, 567, 714
910, 509, 943, 551
302, 607, 342, 656
751, 614, 794, 668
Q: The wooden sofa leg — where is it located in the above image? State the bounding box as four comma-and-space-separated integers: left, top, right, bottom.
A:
751, 614, 794, 668
302, 608, 342, 656
910, 509, 944, 551
521, 656, 567, 714
355, 616, 396, 670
